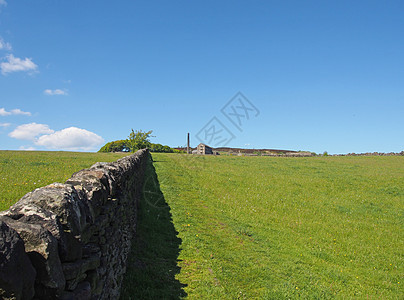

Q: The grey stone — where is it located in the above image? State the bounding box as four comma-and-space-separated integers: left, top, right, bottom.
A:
0, 221, 36, 300
66, 272, 87, 291
79, 224, 97, 244
63, 232, 82, 262
0, 201, 71, 261
85, 270, 99, 292
0, 216, 65, 298
72, 281, 91, 300
62, 254, 100, 281
59, 291, 76, 300
2, 212, 82, 263
66, 170, 110, 216
82, 243, 100, 258
94, 214, 109, 228
7, 183, 89, 236
89, 163, 123, 197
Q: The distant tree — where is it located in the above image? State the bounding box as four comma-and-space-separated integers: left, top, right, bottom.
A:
323, 151, 329, 156
99, 131, 175, 153
127, 129, 153, 152
150, 143, 174, 153
98, 142, 112, 153
98, 140, 130, 152
99, 139, 175, 153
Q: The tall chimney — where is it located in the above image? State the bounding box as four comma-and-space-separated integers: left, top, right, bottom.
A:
187, 133, 190, 154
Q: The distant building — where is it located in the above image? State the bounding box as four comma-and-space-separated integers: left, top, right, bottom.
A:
196, 143, 213, 155
285, 151, 314, 157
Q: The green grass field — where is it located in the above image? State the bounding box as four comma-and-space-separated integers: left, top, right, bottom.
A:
0, 150, 128, 211
122, 153, 403, 299
1, 151, 403, 298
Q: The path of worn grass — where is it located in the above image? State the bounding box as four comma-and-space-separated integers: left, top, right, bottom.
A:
149, 153, 403, 299
0, 150, 128, 211
120, 154, 187, 299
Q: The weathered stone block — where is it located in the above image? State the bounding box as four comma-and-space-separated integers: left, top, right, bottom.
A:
89, 163, 121, 195
7, 183, 90, 236
62, 231, 82, 262
94, 214, 109, 228
66, 170, 110, 217
91, 278, 104, 298
85, 270, 99, 292
0, 201, 71, 261
66, 272, 87, 291
0, 221, 36, 300
0, 217, 65, 298
82, 243, 100, 258
72, 281, 91, 300
79, 224, 97, 244
62, 254, 100, 281
59, 290, 75, 300
100, 244, 108, 255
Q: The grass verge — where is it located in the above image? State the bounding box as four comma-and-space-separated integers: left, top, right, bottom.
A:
135, 153, 403, 299
120, 154, 187, 299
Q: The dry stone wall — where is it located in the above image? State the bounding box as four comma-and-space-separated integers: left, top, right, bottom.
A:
0, 149, 148, 299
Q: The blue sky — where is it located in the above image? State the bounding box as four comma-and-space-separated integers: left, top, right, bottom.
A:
0, 0, 403, 154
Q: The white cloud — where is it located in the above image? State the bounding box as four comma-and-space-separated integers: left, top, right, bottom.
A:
0, 0, 7, 7
10, 108, 31, 116
0, 122, 11, 127
8, 123, 104, 151
0, 37, 12, 51
0, 107, 31, 116
1, 54, 38, 75
0, 108, 10, 116
44, 89, 68, 96
36, 127, 104, 150
9, 123, 54, 141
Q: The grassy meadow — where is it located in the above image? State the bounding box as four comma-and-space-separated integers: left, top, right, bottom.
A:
122, 153, 403, 299
0, 150, 129, 211
1, 150, 403, 298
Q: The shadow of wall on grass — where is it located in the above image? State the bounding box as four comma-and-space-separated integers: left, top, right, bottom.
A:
120, 154, 187, 299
